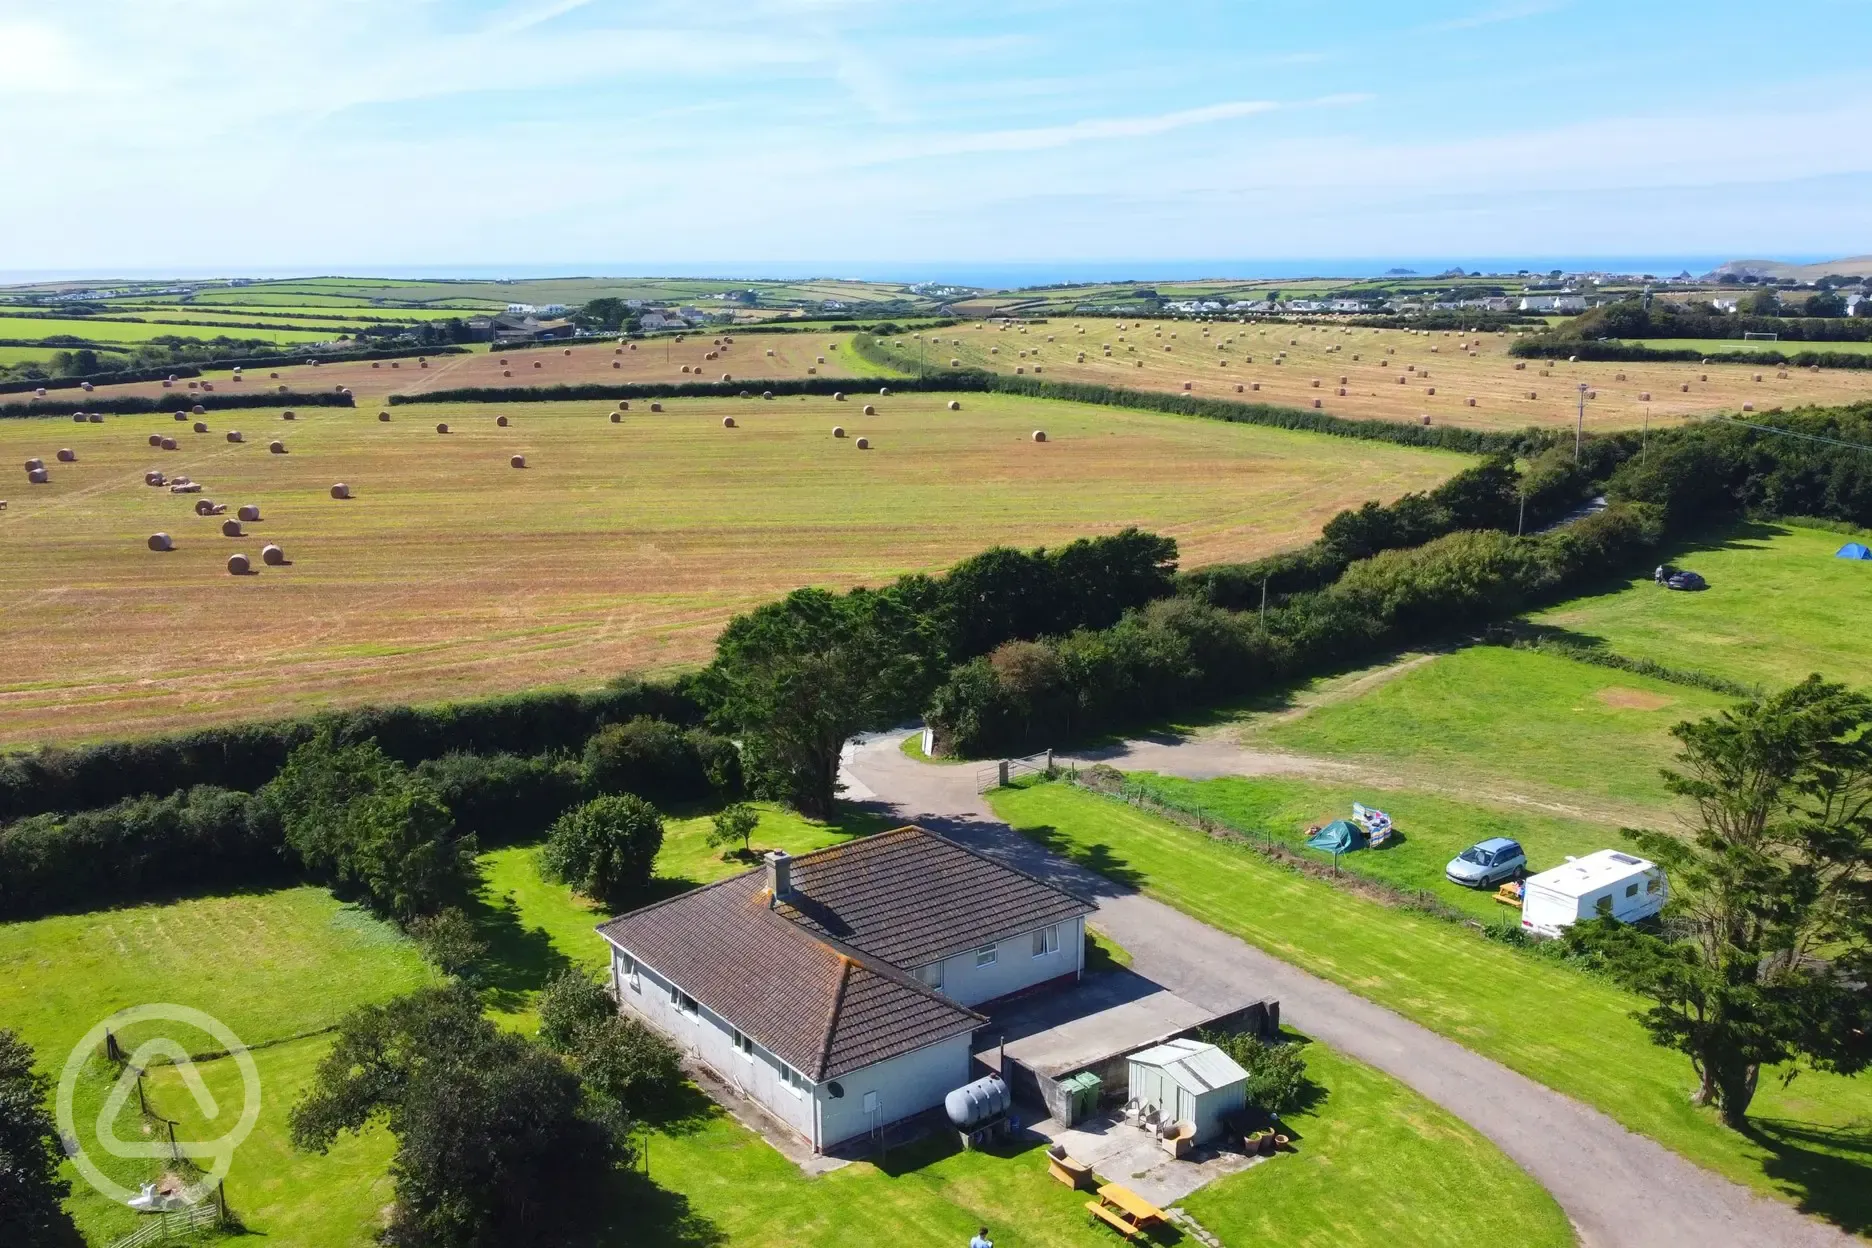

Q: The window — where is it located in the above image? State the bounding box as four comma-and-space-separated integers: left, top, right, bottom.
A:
975, 943, 998, 967
674, 989, 699, 1017
1032, 925, 1059, 958
781, 1066, 806, 1097
732, 1030, 754, 1060
916, 961, 944, 990
621, 955, 641, 994
1594, 895, 1613, 917
1625, 882, 1639, 898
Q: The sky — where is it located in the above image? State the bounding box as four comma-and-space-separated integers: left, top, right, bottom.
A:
2, 0, 1869, 277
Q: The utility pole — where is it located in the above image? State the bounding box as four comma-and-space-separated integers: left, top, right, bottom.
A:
1517, 490, 1526, 536
1642, 405, 1650, 463
1575, 382, 1587, 464
1260, 577, 1268, 626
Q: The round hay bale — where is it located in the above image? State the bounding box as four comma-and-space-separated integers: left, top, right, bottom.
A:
56, 448, 75, 463
1640, 391, 1652, 401
237, 504, 260, 522
610, 411, 622, 423
762, 391, 773, 400
371, 361, 381, 369
1616, 372, 1627, 381
563, 348, 572, 356
1338, 387, 1347, 397
262, 544, 285, 566
192, 405, 205, 415
161, 437, 179, 451
947, 400, 960, 411
855, 437, 870, 450
1680, 383, 1690, 392
1032, 430, 1047, 443
82, 381, 93, 392
24, 457, 44, 471
511, 454, 527, 468
500, 358, 509, 365
175, 411, 188, 422
1466, 397, 1477, 406
436, 423, 450, 434
1235, 384, 1244, 393
739, 390, 751, 399
148, 532, 173, 552
1426, 387, 1436, 395
680, 365, 691, 374
502, 369, 513, 377
227, 553, 250, 575
1422, 415, 1432, 426
533, 361, 542, 369
833, 392, 846, 402
1526, 391, 1538, 400
1310, 379, 1320, 388
1182, 381, 1192, 390
497, 415, 509, 427
193, 421, 209, 434
722, 373, 732, 382
282, 410, 295, 421
1754, 373, 1763, 382
72, 412, 86, 423
1311, 398, 1322, 409
766, 349, 775, 357
1778, 369, 1789, 378
1744, 402, 1755, 412
879, 387, 891, 396
195, 500, 215, 516
378, 411, 391, 422
1250, 381, 1261, 391
1514, 362, 1526, 371
619, 401, 630, 411
863, 404, 876, 415
222, 519, 243, 537
832, 426, 846, 438
149, 433, 164, 447
34, 387, 46, 397
722, 416, 736, 429
950, 358, 961, 367
269, 440, 285, 454
330, 482, 351, 499
227, 430, 244, 443
1699, 373, 1708, 382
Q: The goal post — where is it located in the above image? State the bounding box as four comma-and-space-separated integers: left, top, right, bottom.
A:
1742, 331, 1779, 341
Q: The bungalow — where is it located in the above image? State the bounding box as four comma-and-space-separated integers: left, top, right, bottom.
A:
597, 826, 1094, 1152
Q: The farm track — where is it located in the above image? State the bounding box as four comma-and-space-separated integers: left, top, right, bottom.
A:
842, 731, 1860, 1248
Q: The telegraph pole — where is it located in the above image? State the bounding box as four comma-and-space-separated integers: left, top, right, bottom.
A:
1575, 382, 1587, 463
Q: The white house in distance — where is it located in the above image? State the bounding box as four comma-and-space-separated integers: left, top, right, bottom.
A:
596, 826, 1094, 1153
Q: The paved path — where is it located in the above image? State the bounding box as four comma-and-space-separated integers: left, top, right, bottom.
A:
841, 731, 1856, 1248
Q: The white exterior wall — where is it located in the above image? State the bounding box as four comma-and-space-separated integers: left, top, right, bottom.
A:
610, 945, 816, 1143
609, 943, 977, 1152
913, 916, 1084, 1008
814, 1033, 975, 1149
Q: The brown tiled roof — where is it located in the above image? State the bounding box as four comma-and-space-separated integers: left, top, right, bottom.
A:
773, 826, 1094, 969
595, 866, 982, 1080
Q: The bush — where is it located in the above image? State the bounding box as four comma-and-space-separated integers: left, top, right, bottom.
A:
414, 752, 584, 845
0, 785, 285, 920
581, 718, 738, 803
540, 795, 663, 907
536, 969, 617, 1053
1202, 1030, 1312, 1114
408, 907, 487, 981
706, 803, 759, 857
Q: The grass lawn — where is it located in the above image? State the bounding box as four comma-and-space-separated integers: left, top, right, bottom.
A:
0, 315, 338, 344
990, 781, 1872, 1236
1116, 773, 1611, 920
1529, 521, 1872, 690
0, 394, 1466, 747
0, 886, 435, 1063
1259, 645, 1733, 821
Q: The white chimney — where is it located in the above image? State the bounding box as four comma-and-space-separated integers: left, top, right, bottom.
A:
766, 850, 793, 907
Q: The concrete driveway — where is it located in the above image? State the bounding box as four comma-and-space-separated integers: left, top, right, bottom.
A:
841, 730, 1858, 1248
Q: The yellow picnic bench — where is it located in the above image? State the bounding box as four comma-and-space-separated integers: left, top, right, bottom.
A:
1086, 1183, 1165, 1239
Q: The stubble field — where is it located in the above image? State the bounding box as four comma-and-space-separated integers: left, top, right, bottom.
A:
927, 318, 1872, 432
0, 392, 1467, 745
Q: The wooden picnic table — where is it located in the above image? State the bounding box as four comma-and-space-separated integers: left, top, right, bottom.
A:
1096, 1183, 1165, 1229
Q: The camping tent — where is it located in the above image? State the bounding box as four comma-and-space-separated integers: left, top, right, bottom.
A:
1307, 819, 1366, 853
1837, 543, 1872, 561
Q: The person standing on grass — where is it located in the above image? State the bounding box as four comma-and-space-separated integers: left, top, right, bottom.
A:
970, 1227, 993, 1248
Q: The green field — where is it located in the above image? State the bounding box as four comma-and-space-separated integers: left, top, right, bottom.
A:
1531, 521, 1872, 689
1624, 337, 1872, 356
0, 314, 341, 345
990, 781, 1872, 1233
1257, 645, 1732, 822
1116, 773, 1611, 919
4, 797, 1572, 1247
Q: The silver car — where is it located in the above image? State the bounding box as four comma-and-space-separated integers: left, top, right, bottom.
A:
1446, 837, 1527, 888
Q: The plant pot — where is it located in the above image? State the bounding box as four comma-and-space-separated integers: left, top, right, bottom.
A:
1245, 1131, 1268, 1155
1273, 1133, 1291, 1152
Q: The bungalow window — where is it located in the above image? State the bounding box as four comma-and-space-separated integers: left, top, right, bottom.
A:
781, 1066, 806, 1097
916, 961, 944, 990
1032, 925, 1059, 958
673, 988, 699, 1017
732, 1030, 754, 1060
975, 943, 998, 967
620, 955, 641, 994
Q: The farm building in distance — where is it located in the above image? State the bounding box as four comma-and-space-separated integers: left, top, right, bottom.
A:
596, 826, 1094, 1152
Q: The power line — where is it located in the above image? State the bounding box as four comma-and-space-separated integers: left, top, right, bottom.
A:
1707, 415, 1872, 455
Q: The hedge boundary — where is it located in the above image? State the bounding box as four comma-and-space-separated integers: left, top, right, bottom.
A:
1509, 339, 1872, 369
0, 344, 471, 396
0, 390, 357, 418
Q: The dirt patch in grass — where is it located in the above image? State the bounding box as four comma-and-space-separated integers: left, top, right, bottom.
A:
1596, 686, 1676, 710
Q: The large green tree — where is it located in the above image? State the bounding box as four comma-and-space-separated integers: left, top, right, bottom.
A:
703, 587, 934, 818
290, 986, 621, 1248
261, 732, 474, 920
1570, 677, 1872, 1126
540, 795, 664, 908
0, 1030, 80, 1248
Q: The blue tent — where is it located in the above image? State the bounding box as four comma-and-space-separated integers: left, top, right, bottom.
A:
1838, 543, 1872, 561
1306, 819, 1367, 854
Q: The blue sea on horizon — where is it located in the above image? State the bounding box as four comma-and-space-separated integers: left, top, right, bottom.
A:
0, 256, 1808, 290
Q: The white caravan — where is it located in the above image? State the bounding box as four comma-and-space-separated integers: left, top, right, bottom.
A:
1520, 849, 1666, 937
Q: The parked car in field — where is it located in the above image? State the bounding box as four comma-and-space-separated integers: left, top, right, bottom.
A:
1664, 570, 1706, 591
1445, 837, 1527, 888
